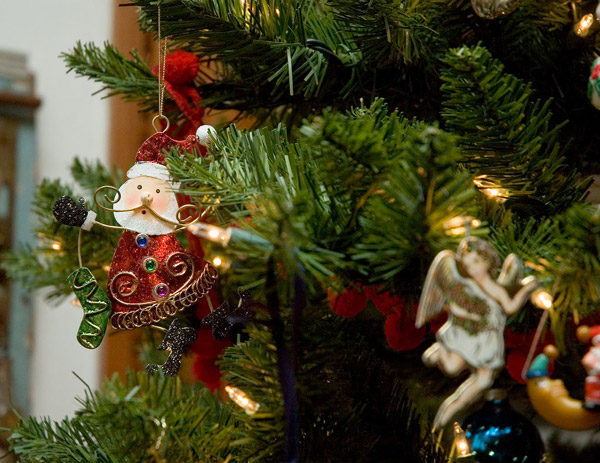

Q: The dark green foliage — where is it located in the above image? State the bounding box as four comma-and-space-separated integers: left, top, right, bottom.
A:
134, 0, 362, 114
441, 44, 589, 216
353, 123, 485, 285
62, 42, 157, 112
1, 159, 121, 299
10, 1, 600, 461
8, 326, 285, 463
296, 305, 448, 463
169, 124, 353, 290
332, 0, 453, 68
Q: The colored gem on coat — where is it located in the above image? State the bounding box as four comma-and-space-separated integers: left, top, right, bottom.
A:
144, 257, 158, 273
136, 234, 149, 247
153, 283, 170, 300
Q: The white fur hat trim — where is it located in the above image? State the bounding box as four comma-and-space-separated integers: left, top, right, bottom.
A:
127, 162, 171, 181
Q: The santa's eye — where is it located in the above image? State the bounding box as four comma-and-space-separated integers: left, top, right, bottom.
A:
137, 185, 142, 190
156, 189, 160, 194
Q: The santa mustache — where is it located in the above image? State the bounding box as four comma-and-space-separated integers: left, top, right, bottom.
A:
94, 185, 200, 228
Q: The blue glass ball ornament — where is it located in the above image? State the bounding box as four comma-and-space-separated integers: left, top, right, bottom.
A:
462, 391, 544, 463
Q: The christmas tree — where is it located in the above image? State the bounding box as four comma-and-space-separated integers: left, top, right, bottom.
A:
4, 0, 600, 461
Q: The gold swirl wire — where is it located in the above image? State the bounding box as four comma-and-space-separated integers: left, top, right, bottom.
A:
109, 271, 141, 303
94, 185, 136, 213
110, 262, 218, 330
166, 252, 193, 278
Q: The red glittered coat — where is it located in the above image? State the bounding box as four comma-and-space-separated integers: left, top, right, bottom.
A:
107, 230, 216, 330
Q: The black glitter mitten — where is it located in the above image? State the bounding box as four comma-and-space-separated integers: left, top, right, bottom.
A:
52, 196, 89, 227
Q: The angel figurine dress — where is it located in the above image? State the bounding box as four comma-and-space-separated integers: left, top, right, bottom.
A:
416, 237, 537, 429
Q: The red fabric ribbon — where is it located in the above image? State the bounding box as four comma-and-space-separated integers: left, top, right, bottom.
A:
151, 50, 206, 138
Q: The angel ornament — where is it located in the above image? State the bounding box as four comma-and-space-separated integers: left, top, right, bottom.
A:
416, 237, 537, 430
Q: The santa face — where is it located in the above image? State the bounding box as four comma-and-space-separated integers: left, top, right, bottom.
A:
113, 175, 180, 235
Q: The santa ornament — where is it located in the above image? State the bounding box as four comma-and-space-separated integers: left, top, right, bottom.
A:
51, 4, 227, 376
52, 128, 218, 375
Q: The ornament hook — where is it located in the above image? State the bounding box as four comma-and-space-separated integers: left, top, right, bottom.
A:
152, 114, 170, 133
154, 2, 170, 133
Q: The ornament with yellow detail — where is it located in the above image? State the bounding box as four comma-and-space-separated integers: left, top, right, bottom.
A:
526, 344, 600, 431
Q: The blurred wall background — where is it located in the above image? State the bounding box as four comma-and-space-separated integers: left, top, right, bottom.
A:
0, 0, 113, 418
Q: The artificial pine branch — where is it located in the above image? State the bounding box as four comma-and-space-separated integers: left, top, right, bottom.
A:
134, 0, 361, 110
1, 159, 121, 299
8, 321, 288, 463
62, 42, 158, 112
353, 123, 485, 285
168, 125, 349, 288
295, 303, 448, 462
441, 44, 589, 216
486, 204, 600, 348
331, 0, 453, 67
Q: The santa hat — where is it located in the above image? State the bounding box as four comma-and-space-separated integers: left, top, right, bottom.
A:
590, 326, 600, 345
525, 352, 551, 378
126, 132, 198, 182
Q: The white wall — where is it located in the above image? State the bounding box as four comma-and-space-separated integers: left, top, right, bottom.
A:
0, 1, 113, 418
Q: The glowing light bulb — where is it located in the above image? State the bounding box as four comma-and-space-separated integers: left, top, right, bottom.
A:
473, 176, 507, 201
575, 14, 594, 37
189, 224, 233, 246
275, 8, 280, 15
443, 216, 482, 237
225, 385, 260, 415
212, 256, 223, 267
532, 290, 553, 310
454, 422, 471, 457
50, 241, 62, 251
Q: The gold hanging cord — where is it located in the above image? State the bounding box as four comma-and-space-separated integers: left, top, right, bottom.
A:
152, 2, 170, 133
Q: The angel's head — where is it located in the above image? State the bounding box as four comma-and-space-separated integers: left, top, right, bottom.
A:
458, 237, 501, 280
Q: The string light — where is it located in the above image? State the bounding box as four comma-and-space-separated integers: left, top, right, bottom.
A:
50, 241, 62, 251
532, 289, 553, 310
443, 216, 482, 237
189, 223, 273, 250
472, 177, 508, 202
575, 13, 594, 37
189, 223, 233, 246
453, 422, 472, 457
212, 256, 223, 267
225, 385, 260, 415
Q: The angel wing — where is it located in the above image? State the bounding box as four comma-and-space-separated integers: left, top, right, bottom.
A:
416, 250, 465, 328
496, 253, 523, 295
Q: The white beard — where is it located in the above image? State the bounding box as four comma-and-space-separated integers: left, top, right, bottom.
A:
113, 181, 180, 235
